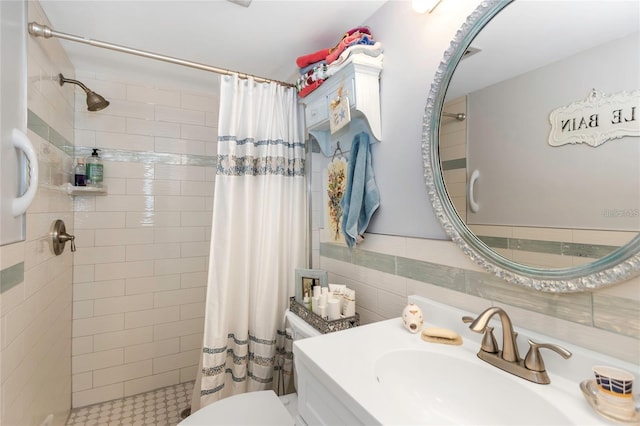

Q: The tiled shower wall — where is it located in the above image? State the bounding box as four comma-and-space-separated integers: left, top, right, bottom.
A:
70, 71, 218, 407
0, 2, 74, 425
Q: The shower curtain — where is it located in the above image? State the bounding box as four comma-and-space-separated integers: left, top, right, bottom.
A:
192, 74, 307, 411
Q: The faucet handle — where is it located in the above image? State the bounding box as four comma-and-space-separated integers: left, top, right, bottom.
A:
524, 339, 572, 372
462, 316, 498, 353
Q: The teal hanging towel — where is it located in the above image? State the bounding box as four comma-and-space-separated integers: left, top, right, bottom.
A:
340, 131, 380, 248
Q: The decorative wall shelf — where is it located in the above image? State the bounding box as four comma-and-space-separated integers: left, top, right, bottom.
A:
299, 54, 383, 156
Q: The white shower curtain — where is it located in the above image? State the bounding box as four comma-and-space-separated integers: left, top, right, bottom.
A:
192, 75, 307, 411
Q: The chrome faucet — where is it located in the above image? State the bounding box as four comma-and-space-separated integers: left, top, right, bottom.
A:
463, 307, 572, 384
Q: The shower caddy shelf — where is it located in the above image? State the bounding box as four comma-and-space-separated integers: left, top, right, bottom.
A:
47, 183, 107, 196
299, 54, 383, 156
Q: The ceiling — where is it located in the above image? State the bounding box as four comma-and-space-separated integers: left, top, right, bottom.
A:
38, 0, 387, 90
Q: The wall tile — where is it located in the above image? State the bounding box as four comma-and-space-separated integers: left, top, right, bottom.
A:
72, 372, 93, 392
155, 106, 205, 125
93, 360, 152, 388
180, 272, 207, 290
155, 196, 205, 212
95, 195, 155, 213
125, 274, 181, 295
155, 164, 206, 181
125, 211, 181, 228
93, 294, 154, 316
72, 383, 123, 408
74, 280, 125, 301
73, 246, 126, 265
125, 243, 181, 262
73, 314, 124, 338
94, 261, 154, 281
181, 92, 217, 112
154, 257, 206, 276
124, 337, 180, 364
124, 306, 181, 330
72, 348, 123, 374
92, 326, 154, 353
152, 348, 199, 374
123, 370, 179, 397
179, 302, 206, 320
126, 85, 180, 107
126, 117, 180, 138
154, 287, 206, 308
95, 132, 155, 152
72, 336, 94, 356
153, 318, 204, 341
75, 212, 126, 229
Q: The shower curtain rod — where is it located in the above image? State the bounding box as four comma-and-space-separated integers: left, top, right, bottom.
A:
27, 22, 295, 88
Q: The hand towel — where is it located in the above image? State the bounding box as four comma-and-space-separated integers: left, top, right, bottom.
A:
340, 132, 380, 248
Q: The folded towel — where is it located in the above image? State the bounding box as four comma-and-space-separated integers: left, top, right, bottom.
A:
329, 42, 384, 70
298, 80, 324, 98
340, 132, 380, 248
299, 59, 327, 75
326, 32, 368, 65
296, 48, 331, 68
346, 26, 371, 36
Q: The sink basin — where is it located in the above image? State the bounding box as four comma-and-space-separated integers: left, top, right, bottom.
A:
375, 350, 572, 425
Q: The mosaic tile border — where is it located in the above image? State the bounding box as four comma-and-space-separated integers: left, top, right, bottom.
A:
0, 262, 25, 294
319, 242, 640, 339
478, 235, 619, 259
29, 109, 217, 168
74, 146, 217, 167
28, 109, 74, 156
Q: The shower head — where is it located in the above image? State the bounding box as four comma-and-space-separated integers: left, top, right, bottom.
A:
59, 73, 110, 111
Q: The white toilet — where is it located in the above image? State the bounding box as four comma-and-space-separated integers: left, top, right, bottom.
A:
179, 310, 321, 425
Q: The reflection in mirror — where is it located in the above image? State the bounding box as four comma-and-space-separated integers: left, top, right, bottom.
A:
424, 0, 640, 291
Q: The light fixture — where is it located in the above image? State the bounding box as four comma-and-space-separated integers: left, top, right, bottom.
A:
412, 0, 442, 14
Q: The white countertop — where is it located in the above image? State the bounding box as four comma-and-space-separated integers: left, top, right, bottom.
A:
293, 296, 639, 425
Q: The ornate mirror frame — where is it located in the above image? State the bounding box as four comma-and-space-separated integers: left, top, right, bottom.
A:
422, 0, 640, 292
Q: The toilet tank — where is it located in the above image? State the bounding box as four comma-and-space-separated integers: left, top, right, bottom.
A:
285, 310, 320, 340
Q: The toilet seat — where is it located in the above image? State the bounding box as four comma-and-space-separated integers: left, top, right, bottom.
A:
182, 310, 319, 425
179, 390, 293, 425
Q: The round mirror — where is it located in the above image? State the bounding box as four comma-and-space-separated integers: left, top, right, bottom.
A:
423, 0, 640, 292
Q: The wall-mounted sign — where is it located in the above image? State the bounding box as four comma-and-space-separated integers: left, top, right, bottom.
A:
548, 89, 639, 147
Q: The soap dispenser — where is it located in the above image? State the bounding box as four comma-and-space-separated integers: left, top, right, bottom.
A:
86, 148, 104, 187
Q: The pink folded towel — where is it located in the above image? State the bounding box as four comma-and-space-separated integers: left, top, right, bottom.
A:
326, 33, 365, 65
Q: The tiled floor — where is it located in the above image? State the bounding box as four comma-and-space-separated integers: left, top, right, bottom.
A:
66, 382, 193, 426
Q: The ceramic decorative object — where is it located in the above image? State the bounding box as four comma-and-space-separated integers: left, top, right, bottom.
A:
401, 303, 423, 333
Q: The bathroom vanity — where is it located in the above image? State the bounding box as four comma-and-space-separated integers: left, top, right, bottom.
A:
293, 296, 639, 425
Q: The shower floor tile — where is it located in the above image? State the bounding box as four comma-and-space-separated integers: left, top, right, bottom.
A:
66, 381, 193, 426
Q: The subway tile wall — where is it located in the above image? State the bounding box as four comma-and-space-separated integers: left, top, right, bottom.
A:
311, 152, 640, 365
70, 70, 218, 407
0, 2, 75, 425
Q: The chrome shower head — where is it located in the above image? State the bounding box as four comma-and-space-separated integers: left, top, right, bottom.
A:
59, 73, 110, 111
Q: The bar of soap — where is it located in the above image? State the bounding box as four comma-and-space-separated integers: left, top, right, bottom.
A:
421, 327, 463, 345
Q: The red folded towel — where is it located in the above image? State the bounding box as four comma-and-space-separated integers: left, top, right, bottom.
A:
298, 80, 324, 98
296, 48, 331, 68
